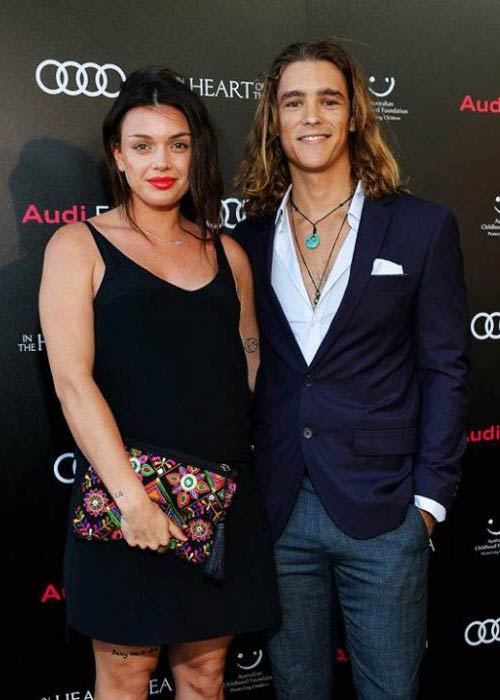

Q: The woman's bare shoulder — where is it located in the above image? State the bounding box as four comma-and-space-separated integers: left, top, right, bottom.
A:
219, 233, 251, 271
43, 221, 97, 268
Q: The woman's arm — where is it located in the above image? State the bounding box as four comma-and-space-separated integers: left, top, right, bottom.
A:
220, 234, 260, 391
39, 223, 185, 549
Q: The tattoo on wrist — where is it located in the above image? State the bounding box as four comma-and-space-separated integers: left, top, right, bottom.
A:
113, 490, 124, 500
244, 337, 259, 353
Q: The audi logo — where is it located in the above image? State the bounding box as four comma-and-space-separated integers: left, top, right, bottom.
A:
221, 198, 246, 230
36, 60, 126, 98
53, 452, 77, 484
470, 312, 500, 340
464, 618, 500, 646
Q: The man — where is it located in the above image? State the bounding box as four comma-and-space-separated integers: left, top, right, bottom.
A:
234, 39, 469, 699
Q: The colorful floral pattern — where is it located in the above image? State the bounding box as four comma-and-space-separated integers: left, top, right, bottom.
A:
166, 465, 211, 508
187, 518, 213, 542
73, 445, 237, 567
83, 488, 109, 516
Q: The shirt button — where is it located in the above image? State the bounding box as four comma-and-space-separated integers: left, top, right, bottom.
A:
302, 427, 313, 439
304, 374, 313, 387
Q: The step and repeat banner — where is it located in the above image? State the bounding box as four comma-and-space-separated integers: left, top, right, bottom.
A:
2, 1, 498, 698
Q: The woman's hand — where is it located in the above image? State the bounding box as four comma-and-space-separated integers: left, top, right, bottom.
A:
120, 498, 188, 552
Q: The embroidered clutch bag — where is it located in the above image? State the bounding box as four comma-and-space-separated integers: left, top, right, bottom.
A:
72, 439, 237, 580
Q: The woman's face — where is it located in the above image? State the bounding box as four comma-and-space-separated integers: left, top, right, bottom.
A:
113, 104, 192, 210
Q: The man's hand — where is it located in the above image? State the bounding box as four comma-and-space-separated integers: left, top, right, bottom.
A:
418, 509, 436, 535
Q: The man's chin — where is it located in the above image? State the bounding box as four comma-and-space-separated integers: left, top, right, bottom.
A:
290, 159, 338, 175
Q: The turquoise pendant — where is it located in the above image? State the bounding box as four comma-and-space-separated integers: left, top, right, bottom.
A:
305, 228, 320, 249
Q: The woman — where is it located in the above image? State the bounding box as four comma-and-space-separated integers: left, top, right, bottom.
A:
39, 67, 278, 700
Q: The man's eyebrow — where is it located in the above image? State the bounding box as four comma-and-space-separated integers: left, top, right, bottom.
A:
318, 88, 344, 98
279, 88, 344, 102
279, 89, 305, 102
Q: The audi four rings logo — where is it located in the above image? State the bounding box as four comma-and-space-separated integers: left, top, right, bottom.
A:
470, 312, 500, 340
36, 60, 126, 97
221, 198, 246, 230
464, 618, 500, 646
53, 453, 77, 484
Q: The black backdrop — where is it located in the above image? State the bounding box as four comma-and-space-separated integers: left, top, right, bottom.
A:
2, 2, 499, 698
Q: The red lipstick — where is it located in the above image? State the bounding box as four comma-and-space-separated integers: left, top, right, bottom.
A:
148, 177, 176, 190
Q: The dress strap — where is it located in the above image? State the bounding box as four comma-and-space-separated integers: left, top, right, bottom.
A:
214, 236, 235, 284
84, 221, 121, 270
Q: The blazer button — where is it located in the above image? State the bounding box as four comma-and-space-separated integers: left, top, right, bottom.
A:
304, 374, 313, 387
302, 427, 314, 439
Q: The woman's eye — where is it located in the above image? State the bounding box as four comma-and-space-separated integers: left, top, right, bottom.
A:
285, 101, 300, 108
132, 143, 150, 152
172, 141, 189, 151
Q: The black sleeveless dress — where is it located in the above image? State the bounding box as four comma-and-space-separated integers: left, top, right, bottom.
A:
64, 222, 279, 645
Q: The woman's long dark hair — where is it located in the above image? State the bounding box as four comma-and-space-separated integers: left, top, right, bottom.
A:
102, 67, 223, 240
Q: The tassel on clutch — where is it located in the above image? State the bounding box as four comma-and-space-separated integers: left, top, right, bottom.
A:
72, 439, 237, 581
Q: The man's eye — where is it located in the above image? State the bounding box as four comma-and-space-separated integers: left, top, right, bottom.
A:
285, 101, 301, 108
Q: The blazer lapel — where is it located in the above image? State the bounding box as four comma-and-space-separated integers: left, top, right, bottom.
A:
309, 196, 395, 369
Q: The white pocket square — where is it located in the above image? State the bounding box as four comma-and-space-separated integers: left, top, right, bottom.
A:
371, 258, 404, 275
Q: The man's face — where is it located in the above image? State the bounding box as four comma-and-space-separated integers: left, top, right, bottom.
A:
276, 60, 354, 175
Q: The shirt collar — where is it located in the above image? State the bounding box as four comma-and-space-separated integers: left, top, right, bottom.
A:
275, 184, 293, 226
275, 180, 365, 233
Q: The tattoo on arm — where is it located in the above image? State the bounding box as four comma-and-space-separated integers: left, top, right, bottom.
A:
113, 490, 124, 500
244, 337, 259, 354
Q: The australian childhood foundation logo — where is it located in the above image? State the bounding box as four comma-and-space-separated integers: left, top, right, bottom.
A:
368, 74, 409, 122
479, 195, 500, 237
474, 516, 500, 558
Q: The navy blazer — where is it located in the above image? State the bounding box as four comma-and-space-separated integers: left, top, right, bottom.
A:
234, 192, 470, 540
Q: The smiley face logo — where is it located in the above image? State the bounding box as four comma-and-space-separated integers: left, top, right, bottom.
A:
494, 196, 500, 215
236, 649, 263, 670
368, 75, 396, 98
486, 517, 500, 536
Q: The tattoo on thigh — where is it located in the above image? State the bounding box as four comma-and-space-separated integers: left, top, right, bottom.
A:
244, 337, 259, 353
111, 646, 159, 660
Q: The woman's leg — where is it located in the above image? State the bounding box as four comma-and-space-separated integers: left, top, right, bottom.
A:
92, 639, 161, 700
169, 635, 233, 700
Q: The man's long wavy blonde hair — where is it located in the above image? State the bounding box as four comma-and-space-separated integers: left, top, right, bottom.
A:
236, 39, 403, 218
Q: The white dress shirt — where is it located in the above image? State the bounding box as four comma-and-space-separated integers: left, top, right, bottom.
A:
271, 181, 445, 524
